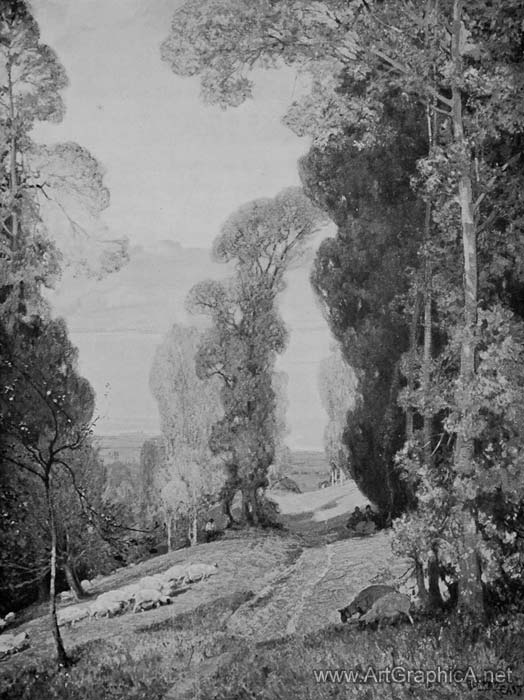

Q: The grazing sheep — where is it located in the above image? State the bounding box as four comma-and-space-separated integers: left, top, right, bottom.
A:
4, 612, 15, 624
98, 589, 130, 605
116, 584, 140, 604
338, 585, 397, 622
57, 590, 74, 603
133, 588, 169, 613
164, 564, 187, 583
183, 563, 218, 584
0, 632, 29, 658
160, 580, 179, 597
80, 579, 93, 591
89, 596, 123, 619
139, 575, 165, 591
57, 605, 90, 627
360, 592, 414, 626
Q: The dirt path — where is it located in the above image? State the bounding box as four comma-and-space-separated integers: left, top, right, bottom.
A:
227, 532, 411, 642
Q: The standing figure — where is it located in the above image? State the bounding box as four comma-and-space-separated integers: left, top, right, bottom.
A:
204, 518, 216, 543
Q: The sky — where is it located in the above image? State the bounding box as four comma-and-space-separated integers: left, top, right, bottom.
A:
31, 0, 335, 450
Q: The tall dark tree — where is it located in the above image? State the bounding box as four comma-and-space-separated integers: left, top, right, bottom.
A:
305, 95, 428, 517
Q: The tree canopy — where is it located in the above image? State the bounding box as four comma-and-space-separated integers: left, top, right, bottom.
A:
164, 0, 524, 618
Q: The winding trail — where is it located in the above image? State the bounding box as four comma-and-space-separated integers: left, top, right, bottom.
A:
286, 544, 333, 635
227, 532, 411, 642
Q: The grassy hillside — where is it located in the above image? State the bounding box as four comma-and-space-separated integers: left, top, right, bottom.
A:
2, 487, 520, 700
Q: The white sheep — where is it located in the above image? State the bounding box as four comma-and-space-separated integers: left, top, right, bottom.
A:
89, 596, 123, 619
133, 588, 170, 613
164, 564, 187, 583
57, 605, 90, 627
80, 579, 93, 591
56, 605, 89, 626
139, 575, 165, 591
116, 583, 140, 603
360, 592, 414, 626
57, 590, 74, 603
183, 562, 218, 584
98, 589, 130, 604
160, 580, 178, 597
0, 632, 29, 658
4, 612, 15, 624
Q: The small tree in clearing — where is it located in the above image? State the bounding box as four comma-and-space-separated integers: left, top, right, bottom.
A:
0, 317, 94, 666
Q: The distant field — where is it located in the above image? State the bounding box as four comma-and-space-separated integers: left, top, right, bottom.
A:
94, 432, 158, 466
282, 450, 330, 492
96, 435, 330, 494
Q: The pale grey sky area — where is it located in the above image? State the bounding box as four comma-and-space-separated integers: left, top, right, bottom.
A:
32, 0, 335, 450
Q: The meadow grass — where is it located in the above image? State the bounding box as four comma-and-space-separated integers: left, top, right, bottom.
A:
2, 604, 523, 700
195, 613, 524, 700
0, 591, 253, 700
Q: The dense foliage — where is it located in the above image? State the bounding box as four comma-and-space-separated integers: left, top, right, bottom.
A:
187, 188, 324, 525
163, 0, 524, 617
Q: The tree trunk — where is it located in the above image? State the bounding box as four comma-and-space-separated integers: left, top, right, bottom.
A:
422, 251, 433, 467
63, 561, 85, 601
451, 0, 484, 618
221, 478, 238, 528
167, 514, 173, 552
382, 361, 401, 517
414, 557, 429, 607
250, 488, 260, 527
187, 509, 198, 546
192, 512, 198, 545
427, 550, 443, 610
241, 490, 253, 526
63, 530, 85, 600
406, 288, 422, 440
46, 481, 69, 667
223, 497, 235, 528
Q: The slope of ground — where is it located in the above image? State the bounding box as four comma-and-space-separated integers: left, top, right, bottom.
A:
0, 532, 301, 678
0, 485, 414, 700
226, 531, 410, 643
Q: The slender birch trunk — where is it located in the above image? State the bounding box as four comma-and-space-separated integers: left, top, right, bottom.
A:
451, 0, 484, 617
45, 479, 69, 666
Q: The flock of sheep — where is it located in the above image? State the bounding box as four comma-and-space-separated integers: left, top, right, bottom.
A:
57, 562, 219, 627
0, 562, 218, 659
0, 566, 415, 661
